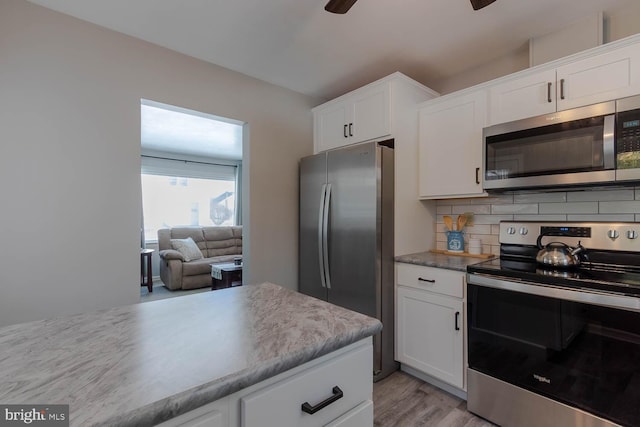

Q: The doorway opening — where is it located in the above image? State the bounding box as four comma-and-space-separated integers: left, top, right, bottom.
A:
140, 99, 244, 299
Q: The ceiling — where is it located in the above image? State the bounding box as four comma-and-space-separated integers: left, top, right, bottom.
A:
28, 0, 634, 101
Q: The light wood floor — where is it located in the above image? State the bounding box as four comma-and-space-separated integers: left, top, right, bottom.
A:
373, 371, 496, 427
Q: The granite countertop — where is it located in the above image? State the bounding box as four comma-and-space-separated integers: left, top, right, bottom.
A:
0, 282, 382, 426
395, 250, 491, 272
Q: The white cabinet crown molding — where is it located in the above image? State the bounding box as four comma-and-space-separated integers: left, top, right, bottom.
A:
312, 72, 439, 112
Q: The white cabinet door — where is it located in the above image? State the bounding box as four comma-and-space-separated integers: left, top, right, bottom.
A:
556, 43, 640, 111
315, 102, 351, 153
396, 286, 464, 389
488, 69, 557, 125
324, 400, 373, 427
351, 83, 391, 144
418, 90, 487, 199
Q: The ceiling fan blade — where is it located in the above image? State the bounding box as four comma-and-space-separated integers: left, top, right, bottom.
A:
470, 0, 497, 10
325, 0, 359, 14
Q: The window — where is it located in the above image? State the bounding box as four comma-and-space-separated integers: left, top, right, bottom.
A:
140, 100, 243, 243
141, 172, 237, 242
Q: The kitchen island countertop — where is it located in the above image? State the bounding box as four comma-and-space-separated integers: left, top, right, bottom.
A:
0, 282, 381, 426
395, 250, 489, 272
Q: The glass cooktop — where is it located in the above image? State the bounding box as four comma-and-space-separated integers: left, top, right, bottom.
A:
467, 256, 640, 297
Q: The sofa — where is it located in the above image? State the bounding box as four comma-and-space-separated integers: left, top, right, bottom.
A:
157, 226, 242, 290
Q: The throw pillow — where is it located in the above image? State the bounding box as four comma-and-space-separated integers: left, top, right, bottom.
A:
170, 237, 204, 262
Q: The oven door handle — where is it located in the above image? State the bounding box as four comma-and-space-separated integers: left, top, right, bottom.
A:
467, 273, 640, 313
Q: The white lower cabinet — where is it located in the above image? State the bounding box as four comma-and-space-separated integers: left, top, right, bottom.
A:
161, 339, 373, 427
395, 263, 465, 390
157, 398, 229, 427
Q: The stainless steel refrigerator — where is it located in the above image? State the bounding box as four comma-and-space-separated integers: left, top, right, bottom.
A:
299, 140, 397, 381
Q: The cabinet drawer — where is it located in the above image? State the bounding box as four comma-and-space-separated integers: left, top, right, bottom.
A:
241, 344, 372, 427
157, 397, 228, 427
325, 400, 373, 427
396, 263, 464, 298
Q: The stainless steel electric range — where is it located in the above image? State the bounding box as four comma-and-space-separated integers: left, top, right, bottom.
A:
466, 221, 640, 427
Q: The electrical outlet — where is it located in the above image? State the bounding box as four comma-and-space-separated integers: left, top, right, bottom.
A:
464, 212, 474, 226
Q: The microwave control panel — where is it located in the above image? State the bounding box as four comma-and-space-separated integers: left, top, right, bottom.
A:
617, 108, 640, 170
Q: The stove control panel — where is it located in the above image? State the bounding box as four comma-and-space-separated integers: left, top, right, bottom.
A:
540, 226, 591, 238
499, 221, 640, 252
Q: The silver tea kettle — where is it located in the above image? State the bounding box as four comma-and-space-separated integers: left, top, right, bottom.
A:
536, 233, 586, 268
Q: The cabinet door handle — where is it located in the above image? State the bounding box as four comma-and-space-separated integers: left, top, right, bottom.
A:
560, 78, 565, 100
343, 124, 348, 138
301, 386, 343, 415
547, 82, 552, 103
349, 123, 353, 137
455, 311, 460, 331
418, 277, 435, 283
475, 167, 480, 184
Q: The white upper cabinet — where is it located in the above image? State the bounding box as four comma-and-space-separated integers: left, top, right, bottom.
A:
313, 73, 437, 154
314, 82, 390, 153
488, 69, 557, 125
489, 38, 640, 126
556, 43, 640, 111
315, 102, 352, 152
418, 89, 488, 199
350, 83, 391, 144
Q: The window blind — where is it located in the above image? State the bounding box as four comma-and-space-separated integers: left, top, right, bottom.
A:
141, 156, 236, 181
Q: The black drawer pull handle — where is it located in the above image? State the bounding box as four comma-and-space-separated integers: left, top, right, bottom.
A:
475, 167, 480, 184
343, 124, 348, 138
547, 82, 552, 103
418, 277, 435, 283
349, 123, 353, 137
455, 311, 460, 331
301, 386, 343, 415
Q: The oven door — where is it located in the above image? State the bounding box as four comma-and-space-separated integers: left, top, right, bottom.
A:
467, 275, 640, 427
483, 101, 616, 190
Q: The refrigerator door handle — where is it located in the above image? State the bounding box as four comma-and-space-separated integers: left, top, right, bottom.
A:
323, 184, 332, 289
318, 184, 327, 288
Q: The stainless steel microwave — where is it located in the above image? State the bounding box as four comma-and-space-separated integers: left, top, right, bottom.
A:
483, 94, 640, 191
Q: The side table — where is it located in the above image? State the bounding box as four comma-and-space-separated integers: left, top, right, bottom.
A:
141, 249, 154, 292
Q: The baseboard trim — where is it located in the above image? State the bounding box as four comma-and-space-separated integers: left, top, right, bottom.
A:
400, 364, 467, 400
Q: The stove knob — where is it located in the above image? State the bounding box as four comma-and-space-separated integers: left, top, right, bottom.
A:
608, 229, 619, 240
627, 230, 638, 240
519, 227, 528, 236
507, 227, 516, 235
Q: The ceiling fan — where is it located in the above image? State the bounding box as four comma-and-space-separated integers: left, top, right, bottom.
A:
325, 0, 497, 14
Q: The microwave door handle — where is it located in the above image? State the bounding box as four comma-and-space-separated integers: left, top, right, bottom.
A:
603, 114, 615, 170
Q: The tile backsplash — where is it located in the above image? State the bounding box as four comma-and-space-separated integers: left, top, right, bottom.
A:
436, 186, 640, 255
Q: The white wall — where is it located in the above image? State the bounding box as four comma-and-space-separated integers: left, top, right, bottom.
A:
432, 3, 640, 95
0, 0, 315, 326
